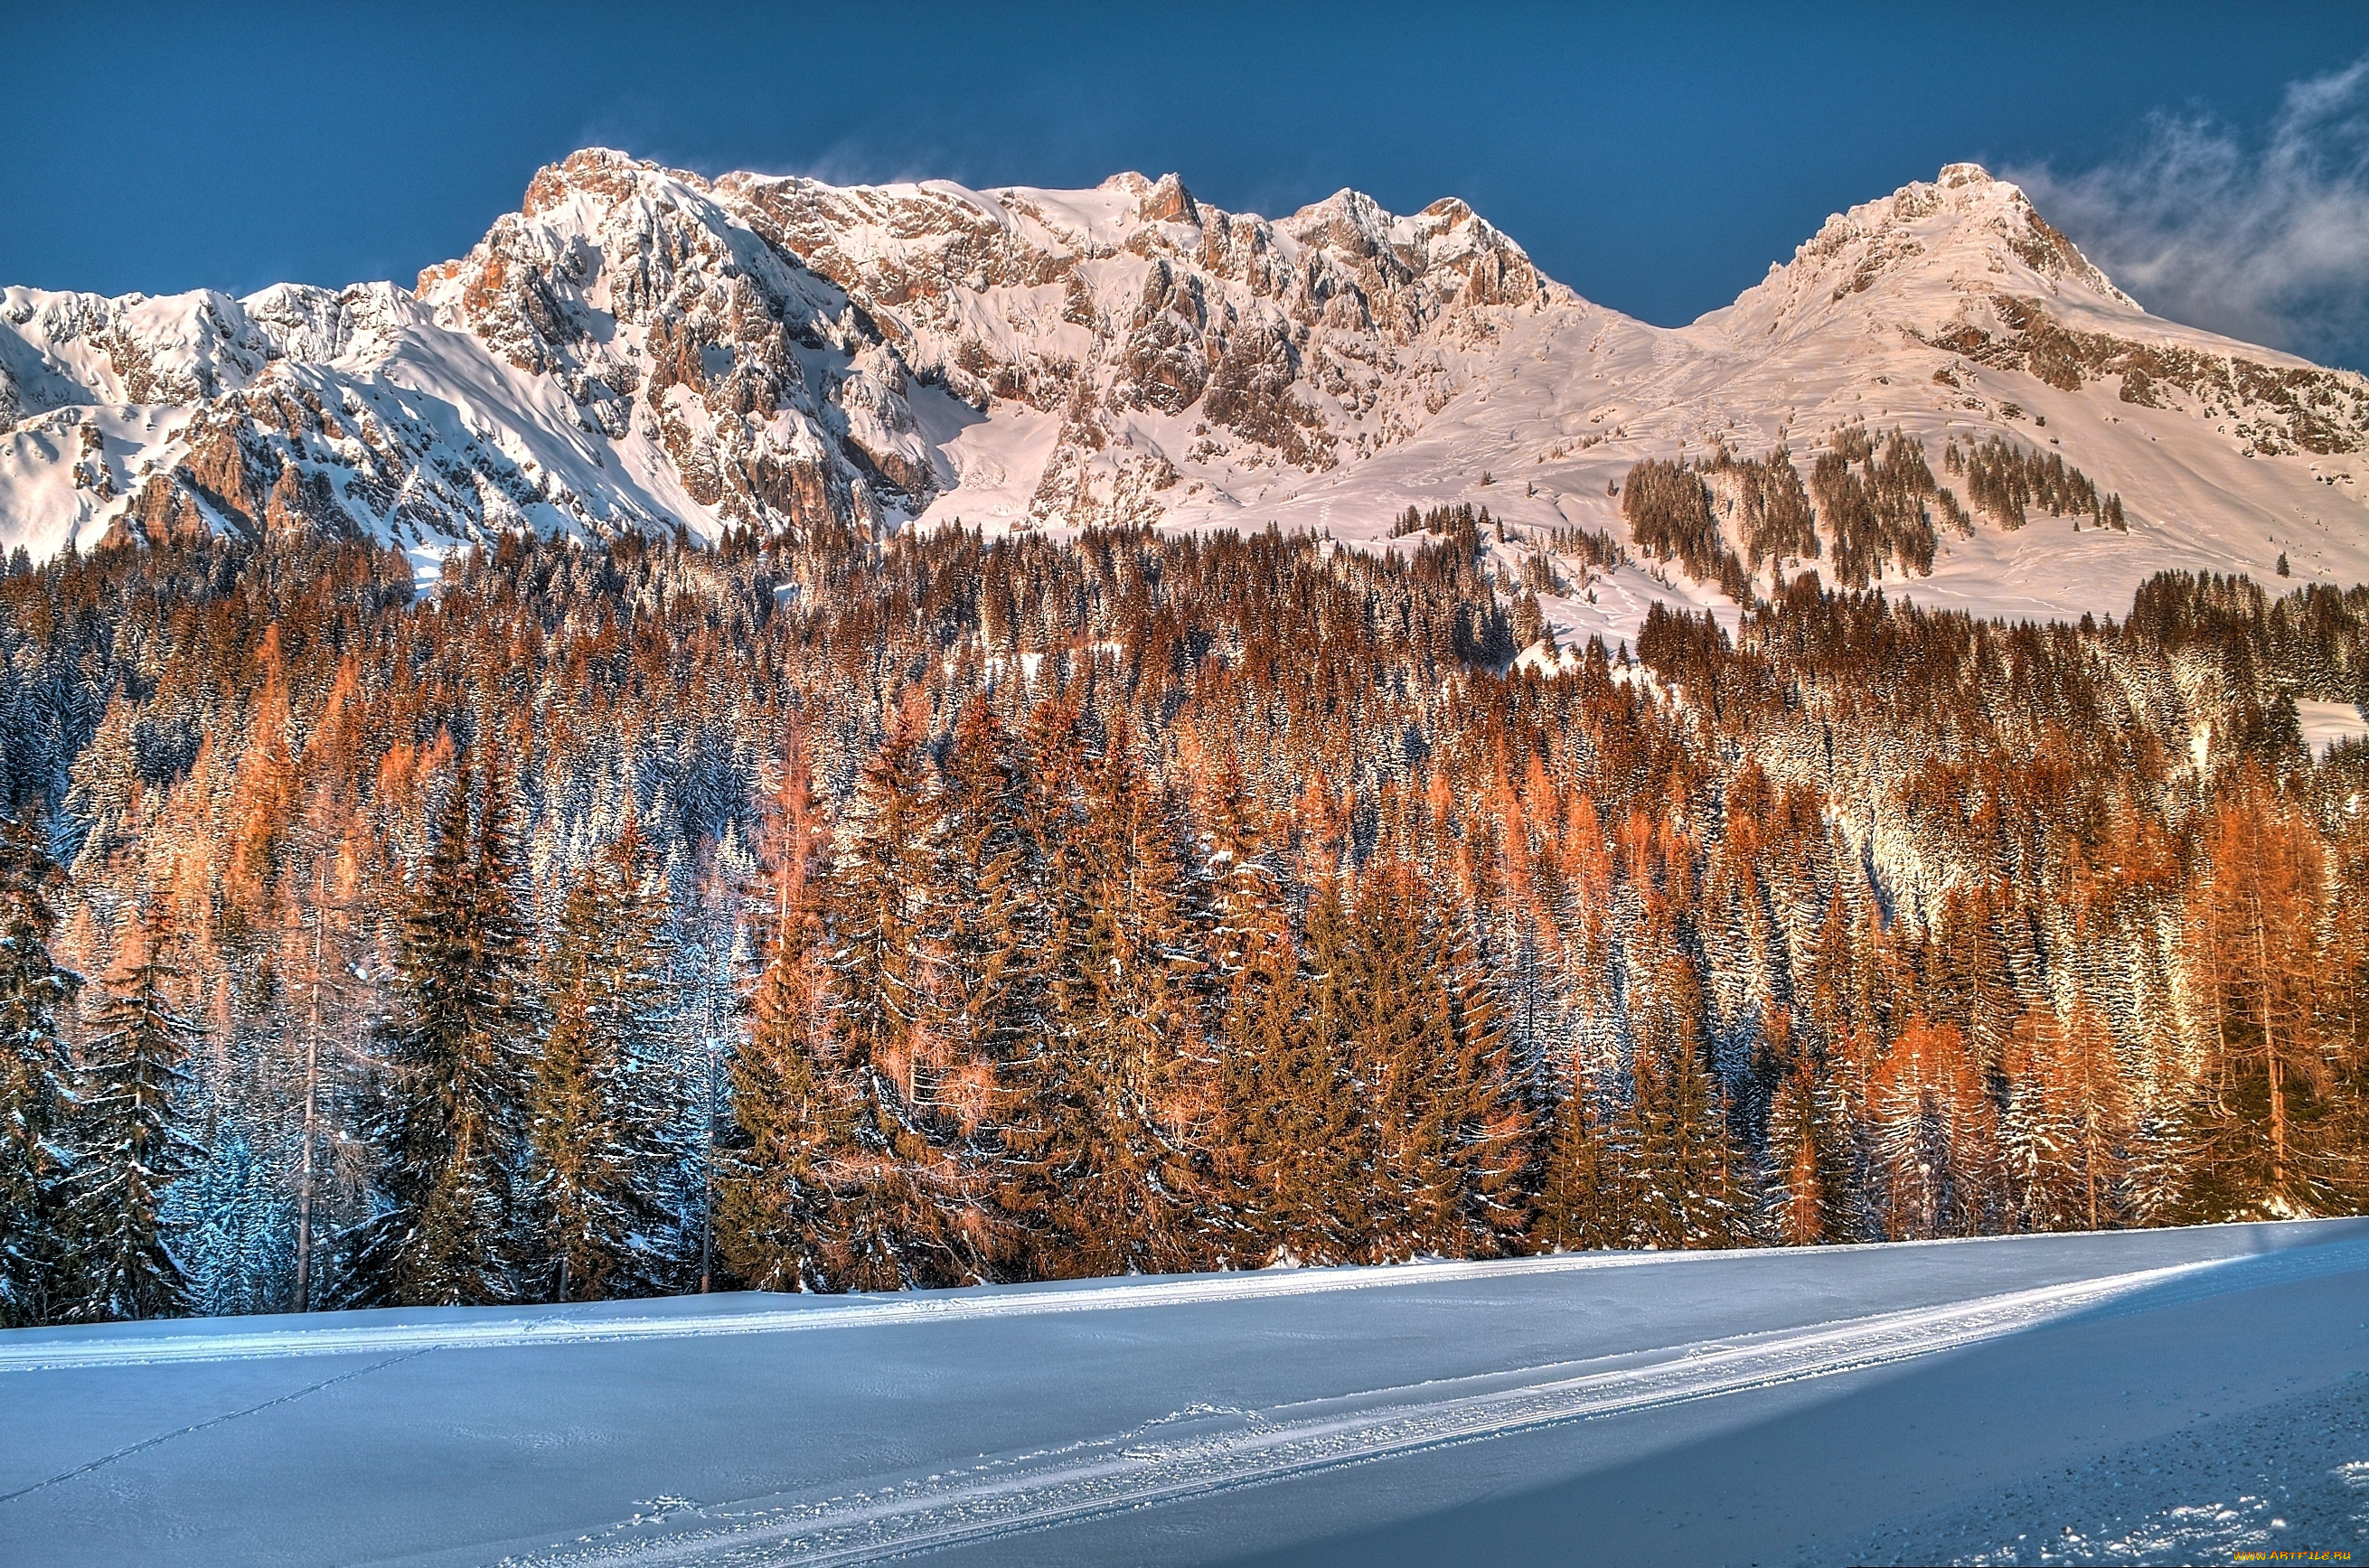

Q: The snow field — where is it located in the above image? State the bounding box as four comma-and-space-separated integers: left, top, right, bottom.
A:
2, 1219, 2365, 1566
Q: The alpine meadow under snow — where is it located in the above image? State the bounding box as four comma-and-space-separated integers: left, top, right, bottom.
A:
2, 147, 2369, 1565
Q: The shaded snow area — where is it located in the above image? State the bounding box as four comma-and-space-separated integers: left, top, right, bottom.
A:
1810, 1372, 2369, 1565
1, 1221, 2364, 1567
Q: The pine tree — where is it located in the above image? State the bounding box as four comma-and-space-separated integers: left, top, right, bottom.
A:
62, 903, 203, 1321
343, 756, 536, 1306
0, 815, 81, 1326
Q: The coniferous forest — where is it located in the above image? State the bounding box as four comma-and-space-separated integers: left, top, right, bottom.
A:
1, 506, 2366, 1326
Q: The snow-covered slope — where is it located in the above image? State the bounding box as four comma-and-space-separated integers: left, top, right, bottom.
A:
5, 152, 2365, 641
2, 1221, 2364, 1565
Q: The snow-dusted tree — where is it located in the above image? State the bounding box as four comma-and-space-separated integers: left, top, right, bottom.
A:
1349, 872, 1532, 1259
343, 758, 536, 1307
1533, 1061, 1618, 1252
523, 814, 682, 1301
61, 902, 204, 1321
165, 1128, 295, 1316
1002, 715, 1214, 1278
1866, 1015, 2001, 1240
2001, 994, 2133, 1232
717, 732, 853, 1291
0, 816, 83, 1326
1213, 847, 1370, 1266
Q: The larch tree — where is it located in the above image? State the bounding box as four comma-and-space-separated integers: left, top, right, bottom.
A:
717, 727, 857, 1292
2002, 992, 2133, 1232
1866, 1015, 2001, 1240
2179, 789, 2343, 1216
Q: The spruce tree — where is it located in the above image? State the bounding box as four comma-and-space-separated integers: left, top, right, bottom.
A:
344, 757, 536, 1306
927, 692, 1034, 1277
165, 1128, 294, 1317
1218, 876, 1370, 1266
62, 903, 203, 1321
525, 815, 686, 1300
1349, 875, 1531, 1260
935, 694, 1032, 1080
1620, 1030, 1744, 1249
993, 697, 1099, 1272
1001, 716, 1210, 1278
822, 695, 969, 1289
525, 868, 631, 1302
0, 815, 81, 1326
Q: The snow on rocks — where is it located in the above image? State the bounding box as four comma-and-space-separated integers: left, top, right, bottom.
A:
3, 155, 2365, 639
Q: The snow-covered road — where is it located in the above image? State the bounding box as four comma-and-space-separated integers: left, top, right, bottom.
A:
3, 1220, 2364, 1566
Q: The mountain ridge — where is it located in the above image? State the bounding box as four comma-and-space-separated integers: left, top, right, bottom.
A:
3, 149, 2364, 643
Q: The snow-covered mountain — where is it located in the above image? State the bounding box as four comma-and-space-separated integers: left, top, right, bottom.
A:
4, 150, 2364, 638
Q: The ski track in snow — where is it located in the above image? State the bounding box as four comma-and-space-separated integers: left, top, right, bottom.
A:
490, 1241, 2369, 1567
0, 1348, 431, 1506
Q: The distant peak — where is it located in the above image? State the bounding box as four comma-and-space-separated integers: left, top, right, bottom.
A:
1141, 172, 1198, 224
522, 148, 708, 219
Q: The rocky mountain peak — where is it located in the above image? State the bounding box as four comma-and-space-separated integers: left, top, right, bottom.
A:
516, 146, 708, 223
5, 151, 2363, 633
1705, 163, 2139, 356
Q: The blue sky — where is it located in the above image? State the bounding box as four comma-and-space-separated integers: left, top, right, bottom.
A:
8, 2, 2367, 366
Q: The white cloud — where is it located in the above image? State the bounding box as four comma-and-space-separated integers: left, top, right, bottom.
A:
2007, 56, 2369, 370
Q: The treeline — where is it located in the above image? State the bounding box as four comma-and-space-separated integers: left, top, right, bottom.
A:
1621, 460, 1753, 601
1618, 428, 2123, 599
0, 520, 2364, 1323
1809, 428, 1947, 586
1706, 446, 1816, 571
1945, 432, 2125, 531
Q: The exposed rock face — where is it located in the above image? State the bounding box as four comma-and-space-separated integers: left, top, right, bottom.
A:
710, 156, 1563, 525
